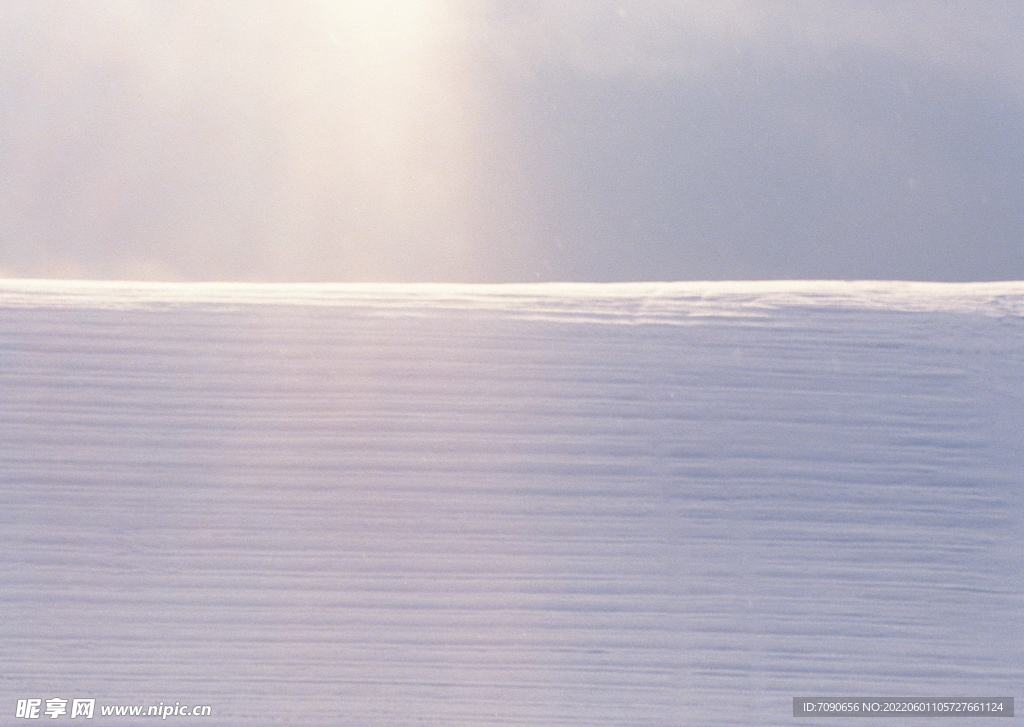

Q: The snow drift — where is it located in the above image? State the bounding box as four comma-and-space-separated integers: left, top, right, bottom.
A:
2, 280, 1022, 726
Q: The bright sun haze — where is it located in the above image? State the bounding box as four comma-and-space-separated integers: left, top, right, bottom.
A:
0, 1, 1022, 282
280, 0, 489, 281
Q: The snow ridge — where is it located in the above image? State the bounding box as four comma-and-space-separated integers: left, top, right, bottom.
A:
2, 280, 1021, 726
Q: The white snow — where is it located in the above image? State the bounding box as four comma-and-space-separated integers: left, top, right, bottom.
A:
2, 280, 1022, 726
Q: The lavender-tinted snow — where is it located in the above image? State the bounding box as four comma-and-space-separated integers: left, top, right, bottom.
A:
2, 281, 1022, 725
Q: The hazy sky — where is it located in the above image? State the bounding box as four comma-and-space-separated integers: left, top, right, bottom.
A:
1, 0, 1022, 282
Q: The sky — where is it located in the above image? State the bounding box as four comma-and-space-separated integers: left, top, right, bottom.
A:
1, 0, 1022, 282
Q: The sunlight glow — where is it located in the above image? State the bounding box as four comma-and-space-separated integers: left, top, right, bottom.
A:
308, 0, 485, 280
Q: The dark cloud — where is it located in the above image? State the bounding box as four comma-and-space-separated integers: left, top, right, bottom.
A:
506, 53, 1024, 280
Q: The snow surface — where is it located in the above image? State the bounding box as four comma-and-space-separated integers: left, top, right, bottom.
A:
2, 280, 1022, 726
